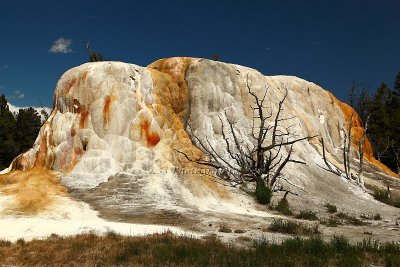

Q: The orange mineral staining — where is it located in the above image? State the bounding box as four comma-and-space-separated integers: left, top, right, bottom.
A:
327, 91, 398, 177
80, 109, 90, 128
103, 95, 113, 128
140, 119, 160, 147
65, 78, 76, 94
0, 167, 67, 214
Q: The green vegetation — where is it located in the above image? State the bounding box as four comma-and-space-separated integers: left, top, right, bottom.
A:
360, 213, 382, 220
267, 219, 320, 235
372, 187, 400, 208
85, 41, 106, 62
349, 74, 400, 174
325, 203, 338, 213
295, 209, 318, 220
336, 212, 366, 226
218, 225, 232, 233
255, 182, 273, 204
319, 216, 342, 227
0, 95, 42, 169
1, 232, 399, 266
274, 197, 292, 215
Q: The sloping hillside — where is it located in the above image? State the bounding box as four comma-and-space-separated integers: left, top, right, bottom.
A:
0, 58, 399, 242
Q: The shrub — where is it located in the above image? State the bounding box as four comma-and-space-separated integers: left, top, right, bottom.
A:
275, 197, 292, 215
360, 213, 382, 220
331, 235, 350, 252
336, 212, 365, 226
325, 203, 337, 213
218, 225, 232, 233
319, 216, 342, 227
373, 188, 390, 202
255, 183, 273, 204
267, 219, 319, 235
296, 209, 318, 220
234, 229, 246, 234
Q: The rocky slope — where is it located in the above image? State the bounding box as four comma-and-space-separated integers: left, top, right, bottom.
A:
0, 58, 399, 242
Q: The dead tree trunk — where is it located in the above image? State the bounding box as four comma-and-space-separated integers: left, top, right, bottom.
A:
358, 115, 370, 185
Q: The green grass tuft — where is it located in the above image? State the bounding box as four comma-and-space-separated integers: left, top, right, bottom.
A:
296, 209, 318, 220
324, 203, 337, 213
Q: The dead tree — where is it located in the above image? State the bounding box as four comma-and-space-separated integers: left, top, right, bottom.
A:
176, 75, 315, 203
342, 113, 353, 180
357, 115, 370, 184
321, 113, 366, 187
85, 41, 105, 62
320, 138, 341, 176
392, 143, 400, 175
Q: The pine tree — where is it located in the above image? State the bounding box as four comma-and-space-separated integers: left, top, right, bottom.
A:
395, 71, 400, 94
0, 95, 17, 169
15, 107, 41, 153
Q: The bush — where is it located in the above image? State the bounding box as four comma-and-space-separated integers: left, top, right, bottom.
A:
275, 197, 292, 215
360, 213, 382, 220
371, 188, 400, 208
255, 183, 273, 204
319, 216, 342, 227
296, 210, 318, 220
373, 188, 390, 203
325, 203, 337, 213
336, 212, 365, 226
267, 219, 319, 235
218, 225, 232, 233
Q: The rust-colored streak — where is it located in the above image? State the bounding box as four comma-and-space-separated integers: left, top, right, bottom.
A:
140, 119, 160, 147
74, 147, 83, 156
70, 128, 77, 137
65, 79, 76, 94
103, 95, 112, 128
33, 124, 54, 169
81, 70, 88, 82
80, 109, 89, 128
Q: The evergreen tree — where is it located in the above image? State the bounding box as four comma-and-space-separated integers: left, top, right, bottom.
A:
0, 95, 17, 169
15, 107, 41, 153
0, 95, 43, 169
394, 71, 400, 94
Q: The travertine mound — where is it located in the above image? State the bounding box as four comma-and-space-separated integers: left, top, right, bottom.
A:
1, 58, 398, 231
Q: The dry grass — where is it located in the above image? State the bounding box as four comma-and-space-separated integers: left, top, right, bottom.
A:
0, 232, 399, 266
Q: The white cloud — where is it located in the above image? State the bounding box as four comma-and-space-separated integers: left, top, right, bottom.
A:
8, 90, 25, 99
49, 37, 73, 53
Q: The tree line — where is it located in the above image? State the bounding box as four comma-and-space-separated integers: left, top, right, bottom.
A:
0, 94, 42, 169
348, 72, 400, 174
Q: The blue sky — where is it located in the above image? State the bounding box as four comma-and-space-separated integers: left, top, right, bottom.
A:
0, 0, 399, 107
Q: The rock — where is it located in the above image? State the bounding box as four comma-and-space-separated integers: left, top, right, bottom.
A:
1, 58, 399, 240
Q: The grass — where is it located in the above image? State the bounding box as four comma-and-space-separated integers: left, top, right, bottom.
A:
267, 219, 320, 235
360, 213, 382, 220
372, 187, 400, 208
218, 225, 232, 233
295, 209, 318, 220
274, 197, 292, 215
325, 203, 337, 213
319, 216, 342, 227
336, 212, 366, 226
0, 232, 399, 266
